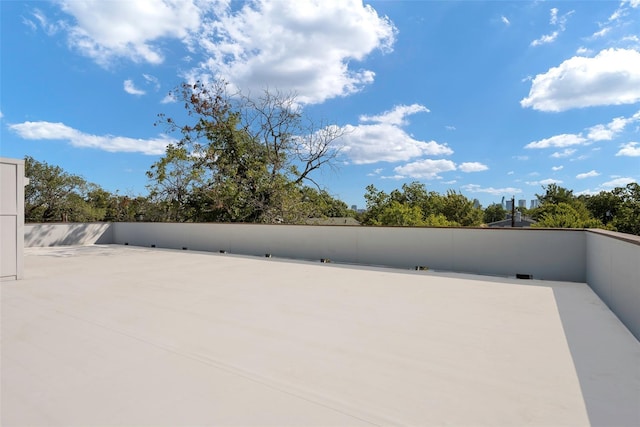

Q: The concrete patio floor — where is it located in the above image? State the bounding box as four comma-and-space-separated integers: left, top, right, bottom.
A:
2, 245, 639, 426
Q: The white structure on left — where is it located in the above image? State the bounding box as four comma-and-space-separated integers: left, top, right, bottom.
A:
1, 158, 25, 280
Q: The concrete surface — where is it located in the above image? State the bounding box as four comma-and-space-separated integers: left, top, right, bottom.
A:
2, 245, 639, 426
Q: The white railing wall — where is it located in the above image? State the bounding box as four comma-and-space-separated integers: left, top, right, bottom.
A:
112, 223, 586, 282
24, 223, 113, 247
585, 230, 640, 342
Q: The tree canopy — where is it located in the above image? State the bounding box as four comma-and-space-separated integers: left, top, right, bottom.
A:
361, 182, 483, 227
148, 81, 346, 223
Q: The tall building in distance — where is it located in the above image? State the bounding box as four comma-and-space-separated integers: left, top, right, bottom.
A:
518, 199, 527, 208
530, 200, 539, 209
506, 199, 514, 211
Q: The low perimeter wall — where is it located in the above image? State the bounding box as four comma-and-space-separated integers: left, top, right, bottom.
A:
23, 223, 639, 340
585, 230, 640, 342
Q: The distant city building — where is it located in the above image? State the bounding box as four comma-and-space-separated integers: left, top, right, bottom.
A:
506, 200, 514, 211
518, 199, 526, 208
473, 199, 480, 209
351, 205, 358, 211
530, 200, 539, 209
487, 213, 536, 228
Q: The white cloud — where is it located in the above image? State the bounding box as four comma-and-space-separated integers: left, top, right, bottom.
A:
360, 104, 429, 126
616, 142, 640, 156
531, 31, 559, 46
458, 162, 489, 173
8, 121, 172, 155
527, 178, 563, 186
576, 46, 591, 55
521, 48, 640, 112
587, 111, 640, 140
124, 79, 145, 95
552, 165, 564, 171
26, 8, 65, 35
393, 159, 456, 179
337, 104, 452, 164
192, 1, 396, 104
0, 111, 3, 119
525, 134, 586, 149
591, 27, 611, 38
600, 177, 636, 188
551, 149, 577, 158
501, 15, 510, 26
576, 170, 600, 179
55, 0, 203, 66
531, 8, 572, 47
142, 74, 160, 91
445, 125, 456, 131
461, 184, 522, 196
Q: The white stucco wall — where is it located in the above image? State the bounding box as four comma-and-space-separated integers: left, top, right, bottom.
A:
24, 223, 113, 247
586, 230, 640, 340
0, 158, 24, 280
112, 223, 586, 282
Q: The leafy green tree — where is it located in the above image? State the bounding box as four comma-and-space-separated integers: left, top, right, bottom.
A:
378, 201, 425, 226
532, 202, 604, 229
440, 190, 483, 226
531, 183, 608, 230
25, 156, 93, 222
361, 183, 481, 226
483, 203, 506, 224
536, 183, 576, 206
152, 81, 344, 223
610, 183, 640, 235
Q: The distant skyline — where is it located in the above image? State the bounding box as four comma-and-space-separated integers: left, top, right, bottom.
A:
2, 0, 639, 209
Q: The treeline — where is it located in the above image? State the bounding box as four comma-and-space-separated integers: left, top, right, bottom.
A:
360, 181, 640, 236
24, 156, 351, 223
24, 156, 639, 235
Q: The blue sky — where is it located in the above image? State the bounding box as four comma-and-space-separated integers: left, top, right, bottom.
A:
2, 0, 639, 209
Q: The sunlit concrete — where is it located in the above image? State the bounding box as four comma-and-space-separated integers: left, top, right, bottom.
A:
2, 245, 639, 426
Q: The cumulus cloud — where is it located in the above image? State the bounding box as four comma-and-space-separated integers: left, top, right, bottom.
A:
531, 8, 573, 46
124, 79, 145, 95
521, 48, 640, 112
576, 170, 600, 179
461, 184, 522, 196
458, 162, 489, 172
616, 142, 640, 156
337, 104, 452, 164
39, 1, 396, 104
8, 121, 172, 155
600, 176, 636, 188
191, 1, 396, 104
393, 159, 456, 179
525, 134, 586, 149
501, 15, 510, 26
552, 165, 564, 171
56, 0, 202, 66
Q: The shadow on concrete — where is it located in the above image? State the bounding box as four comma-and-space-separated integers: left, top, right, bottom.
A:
553, 285, 640, 427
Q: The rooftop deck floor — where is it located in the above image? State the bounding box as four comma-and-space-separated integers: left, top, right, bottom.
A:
2, 245, 639, 426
